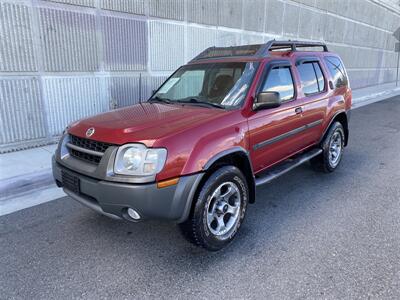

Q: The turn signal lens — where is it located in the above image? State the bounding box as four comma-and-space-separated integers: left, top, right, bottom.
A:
157, 177, 179, 189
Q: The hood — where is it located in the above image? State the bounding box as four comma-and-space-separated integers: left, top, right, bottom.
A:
68, 102, 228, 146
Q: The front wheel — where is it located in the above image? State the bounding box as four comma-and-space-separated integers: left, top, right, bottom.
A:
179, 165, 249, 251
311, 121, 345, 173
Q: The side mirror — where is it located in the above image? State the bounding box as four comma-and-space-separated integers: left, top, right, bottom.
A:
253, 91, 281, 110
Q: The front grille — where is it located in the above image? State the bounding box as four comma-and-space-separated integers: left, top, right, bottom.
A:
68, 135, 114, 164
70, 135, 112, 153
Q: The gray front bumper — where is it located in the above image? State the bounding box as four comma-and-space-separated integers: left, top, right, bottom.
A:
52, 157, 203, 223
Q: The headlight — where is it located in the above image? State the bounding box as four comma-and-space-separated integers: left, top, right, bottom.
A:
114, 144, 167, 176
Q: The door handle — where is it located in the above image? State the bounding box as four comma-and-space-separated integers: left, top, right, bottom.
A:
295, 107, 303, 114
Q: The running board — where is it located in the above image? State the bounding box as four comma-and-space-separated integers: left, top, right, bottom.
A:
255, 148, 322, 186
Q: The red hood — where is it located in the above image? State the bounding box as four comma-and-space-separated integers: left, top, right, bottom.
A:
68, 102, 227, 146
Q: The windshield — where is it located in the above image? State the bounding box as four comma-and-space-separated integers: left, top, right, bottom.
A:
150, 62, 259, 109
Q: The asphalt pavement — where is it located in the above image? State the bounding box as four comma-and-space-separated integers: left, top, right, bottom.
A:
1, 97, 400, 299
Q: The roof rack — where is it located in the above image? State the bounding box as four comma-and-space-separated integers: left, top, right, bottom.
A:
257, 40, 328, 56
190, 40, 329, 62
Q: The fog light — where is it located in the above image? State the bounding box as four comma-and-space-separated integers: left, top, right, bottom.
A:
127, 208, 141, 220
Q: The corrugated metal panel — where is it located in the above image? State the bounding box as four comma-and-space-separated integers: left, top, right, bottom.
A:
39, 8, 99, 72
283, 3, 299, 37
106, 76, 141, 108
101, 0, 145, 15
311, 10, 325, 40
0, 78, 47, 145
298, 8, 314, 39
187, 0, 218, 25
0, 2, 36, 72
187, 26, 217, 61
265, 0, 284, 34
149, 21, 184, 71
216, 30, 242, 47
42, 0, 95, 7
243, 0, 265, 32
149, 0, 184, 21
241, 33, 265, 45
43, 77, 108, 135
142, 76, 168, 100
218, 0, 243, 29
292, 0, 315, 7
102, 16, 147, 71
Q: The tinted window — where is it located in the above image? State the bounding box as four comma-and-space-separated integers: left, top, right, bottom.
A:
297, 62, 319, 95
324, 56, 348, 88
262, 67, 294, 102
313, 62, 325, 91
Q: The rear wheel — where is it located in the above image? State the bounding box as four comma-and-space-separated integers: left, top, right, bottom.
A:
179, 165, 249, 251
311, 121, 345, 173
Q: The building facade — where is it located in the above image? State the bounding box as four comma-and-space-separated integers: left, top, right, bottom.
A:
0, 0, 399, 152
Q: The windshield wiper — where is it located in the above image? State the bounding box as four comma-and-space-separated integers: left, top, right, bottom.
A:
148, 96, 173, 104
178, 98, 225, 109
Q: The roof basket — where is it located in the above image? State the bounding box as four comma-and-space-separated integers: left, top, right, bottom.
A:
190, 40, 328, 62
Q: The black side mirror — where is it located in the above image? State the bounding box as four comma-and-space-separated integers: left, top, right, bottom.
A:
253, 91, 281, 110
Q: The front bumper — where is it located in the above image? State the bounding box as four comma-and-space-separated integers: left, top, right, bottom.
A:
52, 157, 203, 223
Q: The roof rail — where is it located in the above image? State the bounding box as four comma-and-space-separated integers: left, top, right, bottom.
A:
190, 40, 328, 62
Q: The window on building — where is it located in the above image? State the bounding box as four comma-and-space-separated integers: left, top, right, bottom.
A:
262, 67, 295, 102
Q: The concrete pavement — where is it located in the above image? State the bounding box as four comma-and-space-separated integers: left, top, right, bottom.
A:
1, 96, 399, 299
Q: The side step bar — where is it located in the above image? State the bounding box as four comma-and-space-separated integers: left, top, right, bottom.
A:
255, 148, 322, 186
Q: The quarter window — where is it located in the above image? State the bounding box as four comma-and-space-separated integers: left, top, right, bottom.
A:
324, 56, 348, 88
262, 66, 295, 102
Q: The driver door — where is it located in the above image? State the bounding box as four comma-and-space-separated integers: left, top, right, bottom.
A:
248, 62, 305, 173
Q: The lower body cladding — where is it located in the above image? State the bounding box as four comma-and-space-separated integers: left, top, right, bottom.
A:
52, 158, 203, 223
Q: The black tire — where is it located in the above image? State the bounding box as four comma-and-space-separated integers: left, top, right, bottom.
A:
311, 121, 345, 173
179, 165, 249, 251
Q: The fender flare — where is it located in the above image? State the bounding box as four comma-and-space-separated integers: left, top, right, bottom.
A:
320, 110, 349, 145
203, 146, 251, 170
202, 146, 256, 204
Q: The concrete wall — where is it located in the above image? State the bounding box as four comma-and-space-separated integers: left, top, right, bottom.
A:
0, 0, 399, 152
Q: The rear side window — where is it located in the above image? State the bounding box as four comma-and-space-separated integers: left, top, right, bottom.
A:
297, 62, 325, 95
324, 56, 348, 88
262, 66, 294, 102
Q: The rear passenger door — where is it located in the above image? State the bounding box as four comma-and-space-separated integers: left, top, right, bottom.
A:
294, 59, 328, 145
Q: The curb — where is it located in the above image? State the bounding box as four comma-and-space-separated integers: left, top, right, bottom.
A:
0, 169, 54, 201
352, 87, 400, 109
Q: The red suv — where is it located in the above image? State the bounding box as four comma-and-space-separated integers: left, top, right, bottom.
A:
53, 40, 352, 251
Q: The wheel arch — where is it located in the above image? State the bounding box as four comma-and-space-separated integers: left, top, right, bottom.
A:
321, 111, 349, 146
202, 147, 256, 204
